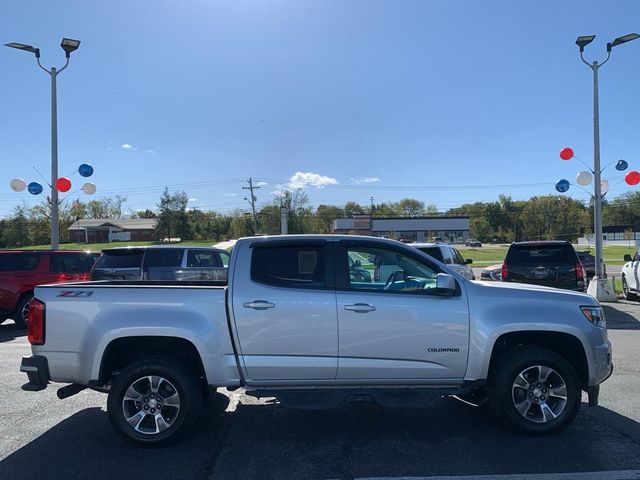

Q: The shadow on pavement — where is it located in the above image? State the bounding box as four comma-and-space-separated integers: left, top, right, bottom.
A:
1, 396, 640, 480
0, 321, 25, 343
603, 304, 640, 330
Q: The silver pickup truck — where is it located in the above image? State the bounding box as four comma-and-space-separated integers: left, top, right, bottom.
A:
20, 235, 613, 445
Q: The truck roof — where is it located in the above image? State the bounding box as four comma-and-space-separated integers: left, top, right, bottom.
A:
237, 234, 408, 245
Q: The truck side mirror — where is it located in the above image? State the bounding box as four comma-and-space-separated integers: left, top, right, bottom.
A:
435, 273, 456, 294
465, 258, 473, 264
624, 254, 632, 262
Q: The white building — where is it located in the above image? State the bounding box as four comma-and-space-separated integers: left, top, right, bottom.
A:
331, 215, 471, 244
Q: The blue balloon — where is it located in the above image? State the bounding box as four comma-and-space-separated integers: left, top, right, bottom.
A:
78, 163, 94, 177
615, 159, 628, 171
555, 179, 570, 193
27, 182, 43, 195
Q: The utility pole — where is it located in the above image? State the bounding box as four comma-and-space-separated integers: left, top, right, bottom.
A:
370, 196, 375, 215
243, 178, 260, 234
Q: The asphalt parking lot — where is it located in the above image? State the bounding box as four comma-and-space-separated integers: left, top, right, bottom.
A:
1, 303, 640, 480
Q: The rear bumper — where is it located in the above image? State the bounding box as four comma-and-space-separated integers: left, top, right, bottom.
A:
20, 355, 50, 391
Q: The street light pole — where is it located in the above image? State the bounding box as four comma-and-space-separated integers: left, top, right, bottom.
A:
50, 66, 60, 249
590, 58, 604, 278
5, 38, 81, 250
576, 33, 639, 299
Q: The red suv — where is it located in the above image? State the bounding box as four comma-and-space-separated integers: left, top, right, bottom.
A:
0, 250, 99, 327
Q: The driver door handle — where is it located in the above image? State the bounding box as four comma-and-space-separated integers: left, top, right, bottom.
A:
243, 300, 276, 310
344, 303, 376, 313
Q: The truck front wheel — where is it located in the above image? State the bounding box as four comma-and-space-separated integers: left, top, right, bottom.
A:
107, 356, 202, 445
488, 346, 581, 434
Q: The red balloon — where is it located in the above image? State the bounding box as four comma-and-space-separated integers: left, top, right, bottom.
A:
54, 177, 72, 192
625, 171, 640, 186
559, 147, 574, 160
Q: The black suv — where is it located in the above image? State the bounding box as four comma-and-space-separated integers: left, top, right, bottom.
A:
91, 246, 230, 281
501, 241, 586, 291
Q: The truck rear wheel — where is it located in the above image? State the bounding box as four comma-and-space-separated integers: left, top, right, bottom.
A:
13, 293, 33, 328
107, 356, 202, 445
488, 346, 581, 434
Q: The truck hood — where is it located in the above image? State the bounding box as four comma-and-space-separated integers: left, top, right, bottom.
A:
470, 278, 598, 303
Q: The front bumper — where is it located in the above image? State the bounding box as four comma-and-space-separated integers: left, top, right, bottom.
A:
20, 355, 50, 391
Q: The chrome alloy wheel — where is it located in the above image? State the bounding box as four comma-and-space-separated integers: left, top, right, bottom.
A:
121, 375, 181, 435
511, 365, 567, 423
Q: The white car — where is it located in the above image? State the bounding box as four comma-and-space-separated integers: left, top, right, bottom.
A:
621, 250, 640, 300
409, 242, 475, 280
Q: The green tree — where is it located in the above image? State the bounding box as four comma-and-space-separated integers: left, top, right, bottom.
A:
155, 188, 192, 241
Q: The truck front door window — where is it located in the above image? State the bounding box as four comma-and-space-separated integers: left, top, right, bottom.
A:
346, 247, 438, 294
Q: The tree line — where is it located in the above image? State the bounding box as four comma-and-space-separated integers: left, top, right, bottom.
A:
3, 188, 640, 248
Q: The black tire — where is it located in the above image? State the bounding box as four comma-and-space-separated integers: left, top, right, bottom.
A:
488, 346, 581, 434
107, 356, 203, 445
13, 293, 34, 328
622, 275, 638, 301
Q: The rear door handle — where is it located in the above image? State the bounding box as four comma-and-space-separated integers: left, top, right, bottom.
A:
243, 300, 276, 310
344, 303, 376, 313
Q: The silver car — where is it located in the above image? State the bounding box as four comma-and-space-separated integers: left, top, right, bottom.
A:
91, 245, 230, 281
409, 242, 475, 280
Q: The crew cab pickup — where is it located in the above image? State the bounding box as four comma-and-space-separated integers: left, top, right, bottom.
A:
20, 235, 613, 444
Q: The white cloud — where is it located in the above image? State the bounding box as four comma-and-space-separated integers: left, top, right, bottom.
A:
288, 172, 338, 189
121, 144, 137, 150
222, 193, 237, 197
144, 149, 156, 154
188, 198, 198, 203
351, 177, 381, 184
255, 181, 268, 187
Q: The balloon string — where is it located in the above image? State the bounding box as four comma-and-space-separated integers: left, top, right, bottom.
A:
64, 169, 79, 178
32, 166, 52, 187
571, 156, 595, 174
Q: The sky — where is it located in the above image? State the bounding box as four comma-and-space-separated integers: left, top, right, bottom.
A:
1, 0, 640, 218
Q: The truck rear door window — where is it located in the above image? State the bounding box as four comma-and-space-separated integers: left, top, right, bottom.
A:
251, 245, 325, 288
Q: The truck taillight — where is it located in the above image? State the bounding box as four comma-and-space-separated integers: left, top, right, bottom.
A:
27, 299, 45, 345
575, 261, 585, 281
501, 263, 508, 281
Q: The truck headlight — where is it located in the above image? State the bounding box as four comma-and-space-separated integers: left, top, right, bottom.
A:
581, 306, 606, 328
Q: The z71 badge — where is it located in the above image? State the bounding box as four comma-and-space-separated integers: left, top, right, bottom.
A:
57, 291, 94, 297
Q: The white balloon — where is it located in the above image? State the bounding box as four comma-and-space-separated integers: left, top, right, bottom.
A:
10, 178, 26, 192
601, 179, 609, 194
82, 182, 96, 195
575, 171, 592, 186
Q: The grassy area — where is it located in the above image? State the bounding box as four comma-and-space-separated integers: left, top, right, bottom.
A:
19, 240, 218, 251
457, 244, 638, 266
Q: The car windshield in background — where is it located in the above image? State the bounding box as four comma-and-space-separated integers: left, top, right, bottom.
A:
95, 251, 143, 269
507, 245, 574, 264
415, 247, 443, 262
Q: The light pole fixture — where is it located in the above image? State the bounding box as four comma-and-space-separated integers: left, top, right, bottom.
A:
570, 32, 639, 301
575, 35, 595, 52
5, 42, 41, 57
5, 37, 82, 250
60, 38, 81, 57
